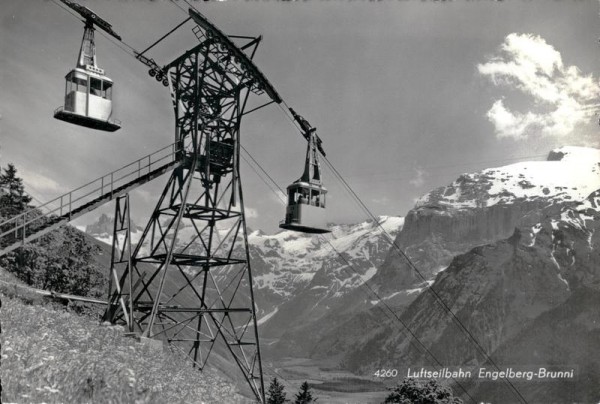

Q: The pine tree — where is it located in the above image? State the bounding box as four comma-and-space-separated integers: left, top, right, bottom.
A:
266, 377, 286, 404
294, 381, 315, 404
0, 163, 106, 297
0, 163, 32, 218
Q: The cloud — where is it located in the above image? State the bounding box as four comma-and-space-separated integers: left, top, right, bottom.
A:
244, 207, 259, 219
478, 33, 600, 139
409, 167, 427, 187
19, 168, 67, 195
371, 196, 390, 205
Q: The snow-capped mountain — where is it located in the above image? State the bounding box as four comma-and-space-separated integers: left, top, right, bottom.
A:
82, 211, 405, 320
338, 147, 600, 403
80, 213, 145, 246
81, 146, 600, 402
416, 146, 600, 209
253, 216, 405, 346
250, 216, 404, 301
344, 189, 600, 403
370, 146, 600, 297
264, 146, 600, 370
222, 215, 404, 325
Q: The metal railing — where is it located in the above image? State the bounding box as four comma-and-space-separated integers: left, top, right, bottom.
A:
0, 143, 180, 248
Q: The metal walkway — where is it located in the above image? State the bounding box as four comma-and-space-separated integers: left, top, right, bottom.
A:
0, 143, 181, 256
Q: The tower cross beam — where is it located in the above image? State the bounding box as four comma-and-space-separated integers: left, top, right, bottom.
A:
104, 17, 270, 402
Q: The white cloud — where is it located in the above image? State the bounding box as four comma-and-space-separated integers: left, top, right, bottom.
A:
19, 168, 67, 195
371, 196, 390, 205
244, 207, 259, 219
409, 167, 427, 187
478, 33, 600, 139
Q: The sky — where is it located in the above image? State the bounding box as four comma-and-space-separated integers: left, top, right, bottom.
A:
1, 0, 599, 233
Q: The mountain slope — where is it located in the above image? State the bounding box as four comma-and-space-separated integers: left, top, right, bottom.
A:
342, 173, 600, 403
79, 213, 144, 246
271, 146, 600, 366
256, 216, 404, 334
370, 146, 600, 296
473, 286, 600, 404
83, 213, 405, 322
79, 146, 600, 404
0, 285, 241, 403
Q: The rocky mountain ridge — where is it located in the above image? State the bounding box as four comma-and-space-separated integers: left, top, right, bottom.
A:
370, 146, 600, 296
83, 212, 405, 321
82, 146, 600, 402
81, 213, 144, 246
339, 148, 600, 403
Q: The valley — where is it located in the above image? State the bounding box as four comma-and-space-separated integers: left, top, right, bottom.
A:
80, 146, 600, 402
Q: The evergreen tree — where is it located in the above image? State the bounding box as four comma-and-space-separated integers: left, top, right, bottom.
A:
294, 381, 316, 404
266, 377, 286, 404
383, 378, 463, 404
0, 163, 32, 218
0, 163, 106, 297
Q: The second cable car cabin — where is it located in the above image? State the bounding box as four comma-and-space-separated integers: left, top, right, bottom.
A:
54, 1, 121, 132
280, 109, 330, 234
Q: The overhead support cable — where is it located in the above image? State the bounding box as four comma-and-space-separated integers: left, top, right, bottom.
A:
240, 129, 527, 402
239, 146, 479, 404
46, 1, 527, 401
137, 17, 192, 58
321, 155, 528, 404
241, 100, 277, 117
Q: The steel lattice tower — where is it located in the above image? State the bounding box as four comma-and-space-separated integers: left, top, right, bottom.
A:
103, 9, 282, 402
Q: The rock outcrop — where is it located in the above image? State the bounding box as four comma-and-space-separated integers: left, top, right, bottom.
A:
343, 189, 600, 403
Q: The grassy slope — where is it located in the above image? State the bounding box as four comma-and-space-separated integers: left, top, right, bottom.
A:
0, 273, 246, 404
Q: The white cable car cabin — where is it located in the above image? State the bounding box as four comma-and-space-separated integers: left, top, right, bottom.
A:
54, 4, 121, 132
280, 110, 330, 234
55, 68, 120, 132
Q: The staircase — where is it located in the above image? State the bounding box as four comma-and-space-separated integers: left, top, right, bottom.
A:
0, 143, 181, 256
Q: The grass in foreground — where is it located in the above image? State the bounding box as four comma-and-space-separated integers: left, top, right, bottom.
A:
1, 293, 245, 403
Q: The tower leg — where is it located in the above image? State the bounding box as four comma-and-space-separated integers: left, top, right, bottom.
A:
102, 27, 270, 402
104, 194, 133, 333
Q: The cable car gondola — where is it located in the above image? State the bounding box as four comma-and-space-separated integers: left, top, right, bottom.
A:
280, 109, 330, 234
54, 0, 121, 132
